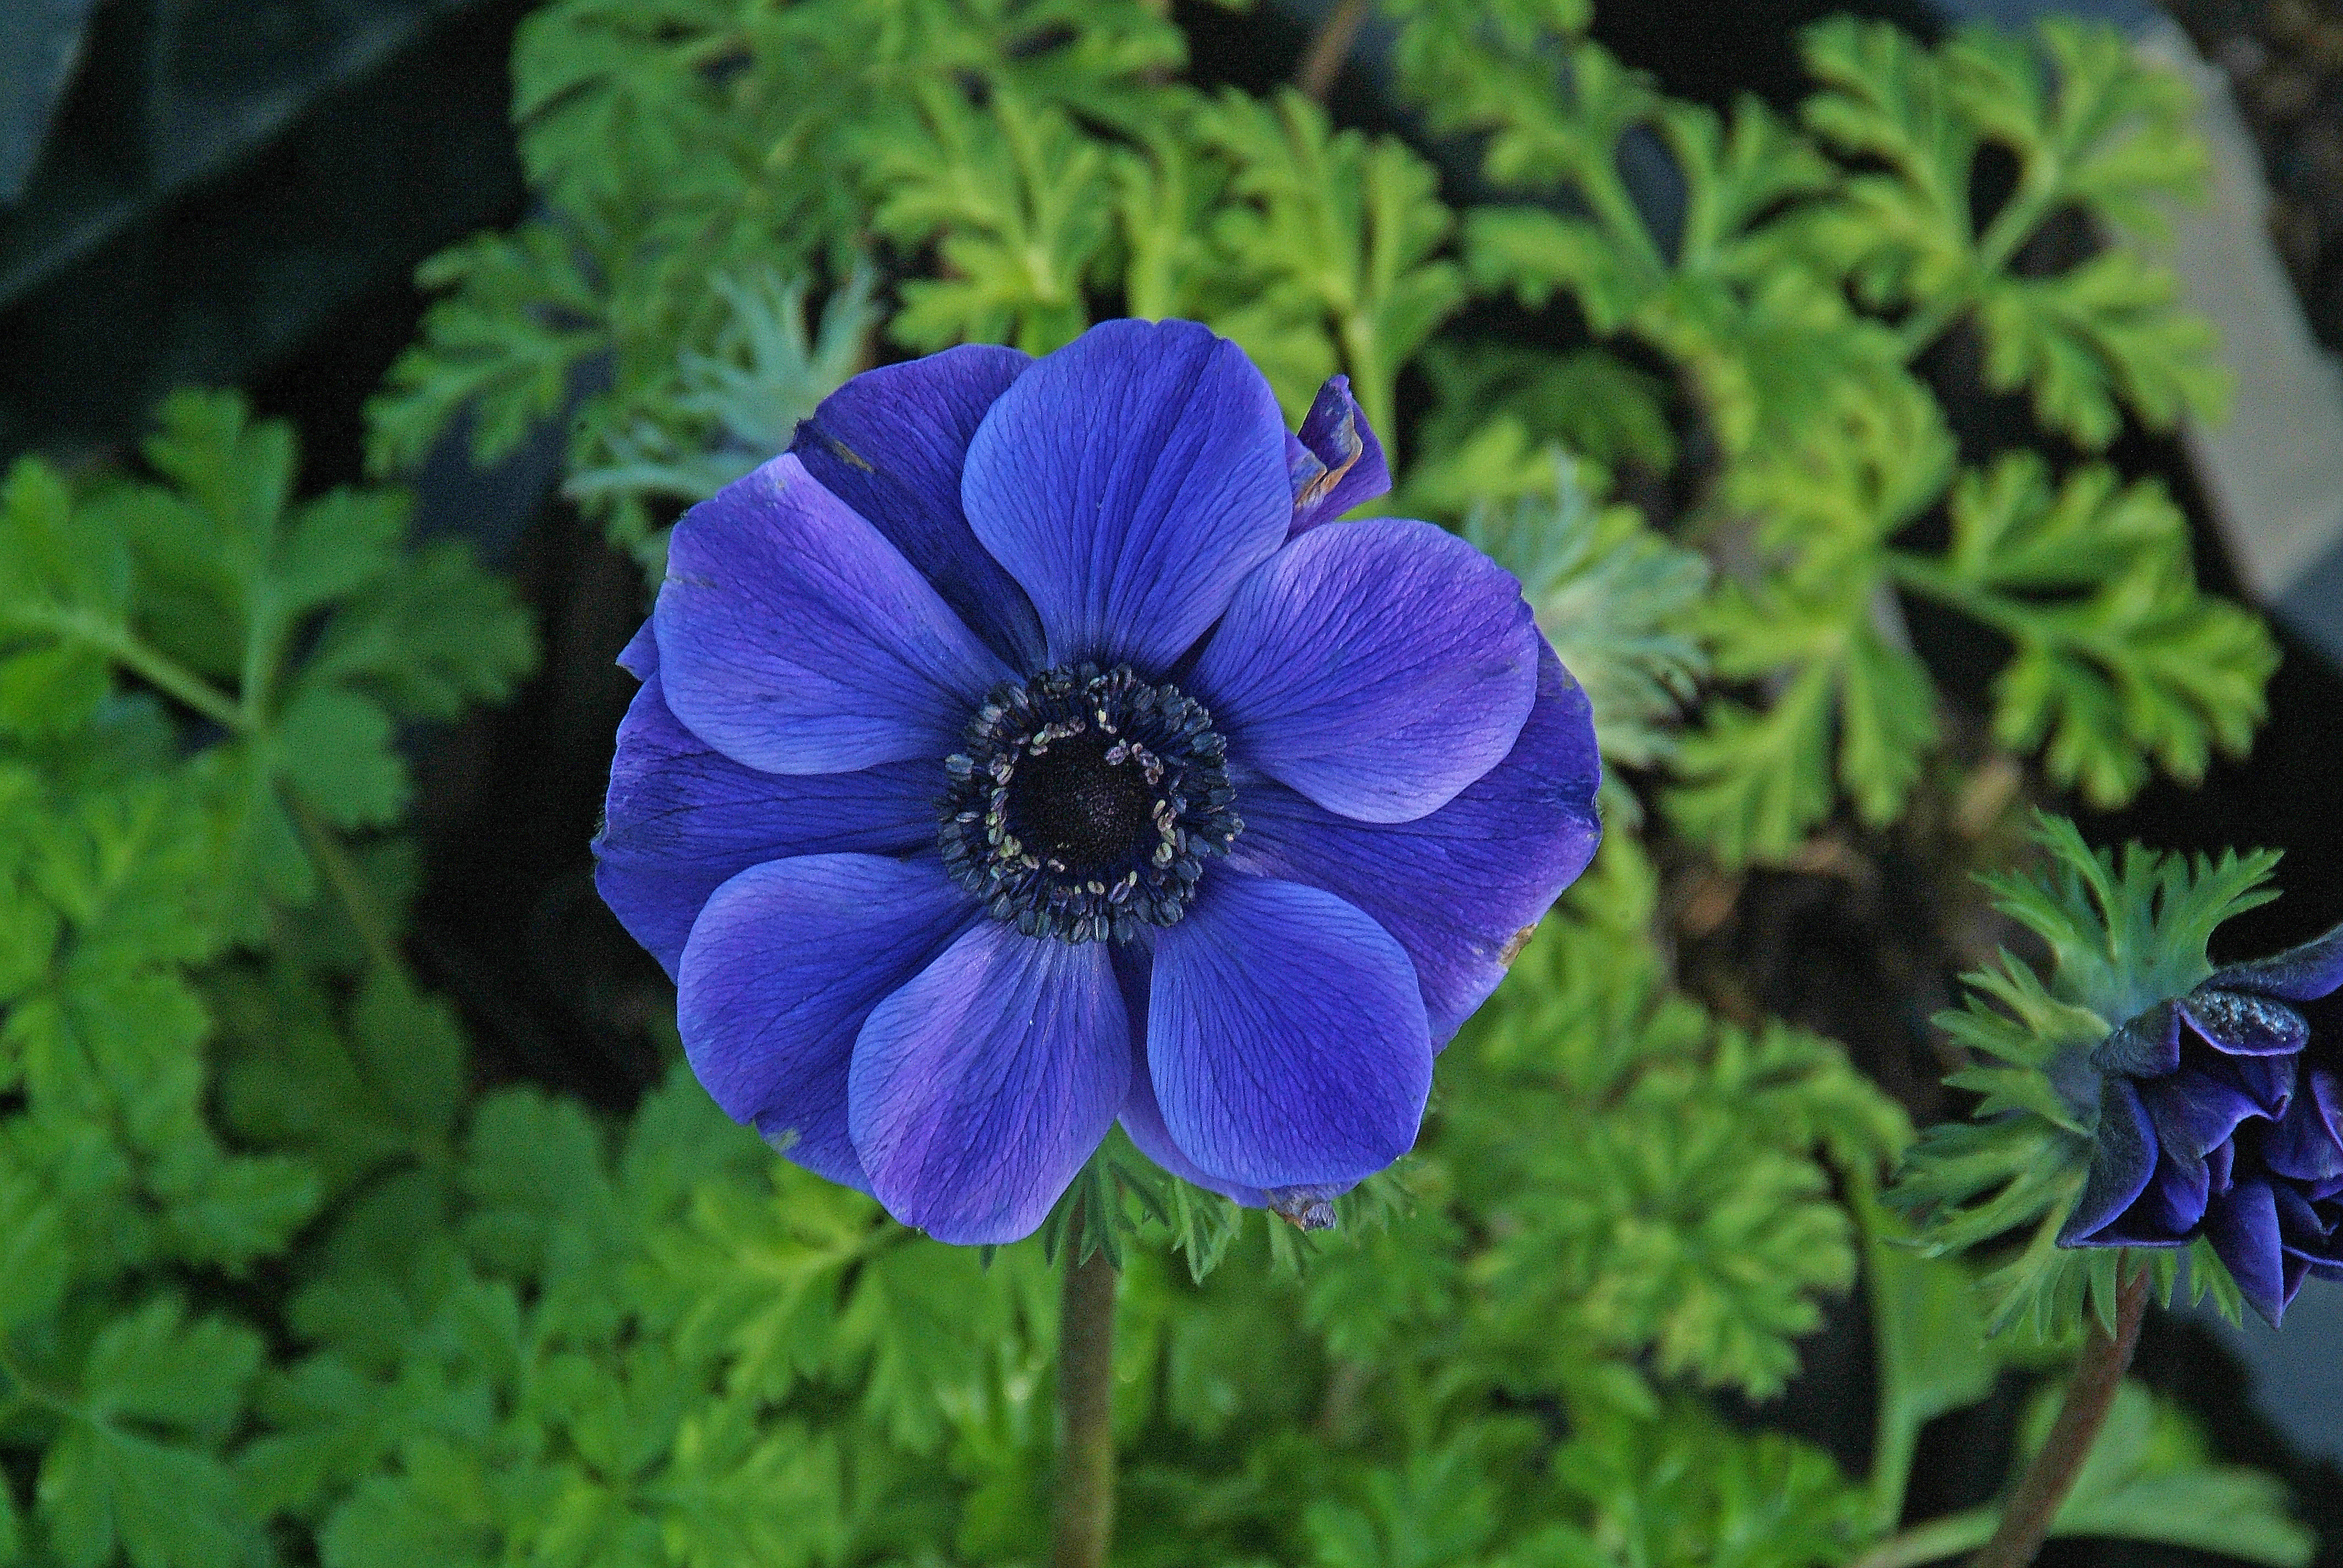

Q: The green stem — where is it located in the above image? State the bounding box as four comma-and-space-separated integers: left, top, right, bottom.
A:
1889, 170, 2058, 363
1882, 552, 2051, 648
1050, 1216, 1120, 1568
286, 788, 403, 973
17, 607, 247, 731
1889, 292, 1972, 364
1852, 1511, 1999, 1568
1887, 550, 2135, 678
0, 1345, 80, 1419
1971, 1261, 2150, 1568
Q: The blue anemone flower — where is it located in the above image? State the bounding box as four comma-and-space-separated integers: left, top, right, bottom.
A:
595, 319, 1602, 1244
2063, 920, 2343, 1322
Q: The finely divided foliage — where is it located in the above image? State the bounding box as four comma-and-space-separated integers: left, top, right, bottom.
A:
0, 0, 2317, 1565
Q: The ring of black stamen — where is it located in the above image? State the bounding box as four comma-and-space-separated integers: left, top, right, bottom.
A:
938, 663, 1242, 944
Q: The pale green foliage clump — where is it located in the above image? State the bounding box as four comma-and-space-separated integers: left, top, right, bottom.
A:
1437, 12, 2269, 862
1670, 388, 2272, 863
367, 0, 1189, 555
1435, 843, 1913, 1400
371, 0, 1463, 555
2, 392, 535, 918
564, 266, 880, 563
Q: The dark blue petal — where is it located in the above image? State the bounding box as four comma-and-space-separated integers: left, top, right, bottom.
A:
2208, 1137, 2236, 1194
1286, 374, 1391, 535
657, 454, 1014, 774
1147, 873, 1430, 1190
2266, 1069, 2343, 1185
675, 854, 974, 1193
618, 619, 658, 679
594, 671, 939, 980
1189, 519, 1540, 823
848, 921, 1130, 1244
1223, 642, 1600, 1042
1110, 949, 1363, 1219
2061, 1076, 2159, 1246
2209, 918, 2343, 1001
2093, 1002, 2179, 1077
2203, 1046, 2298, 1119
2272, 1181, 2339, 1264
2139, 1069, 2264, 1164
2178, 988, 2308, 1057
2090, 1148, 2208, 1244
2206, 1179, 2296, 1325
791, 344, 1047, 671
1112, 945, 1272, 1207
961, 318, 1292, 672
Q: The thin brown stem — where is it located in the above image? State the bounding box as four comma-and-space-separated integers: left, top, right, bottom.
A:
1970, 1262, 2151, 1568
1050, 1220, 1119, 1568
1295, 0, 1371, 101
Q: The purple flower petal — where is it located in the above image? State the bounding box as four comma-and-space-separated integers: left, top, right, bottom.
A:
2093, 1002, 2180, 1078
2209, 1137, 2237, 1194
2178, 988, 2308, 1057
2061, 1076, 2157, 1246
656, 454, 1013, 774
848, 921, 1131, 1244
1287, 374, 1391, 535
2093, 1147, 2208, 1243
1120, 1064, 1272, 1207
2139, 1069, 2265, 1165
1109, 948, 1348, 1213
791, 344, 1047, 670
1147, 873, 1431, 1190
961, 319, 1292, 672
618, 620, 658, 680
2273, 1182, 2339, 1264
594, 670, 937, 979
2207, 1179, 2296, 1324
2267, 1069, 2343, 1185
2283, 1251, 2314, 1307
2207, 1047, 2298, 1119
1113, 948, 1270, 1206
1189, 519, 1540, 824
2209, 918, 2343, 1001
675, 855, 974, 1192
1224, 641, 1600, 1042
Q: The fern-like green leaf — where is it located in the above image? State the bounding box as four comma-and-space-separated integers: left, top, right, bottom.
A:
1890, 457, 2276, 809
1797, 17, 2226, 447
1197, 89, 1465, 433
865, 85, 1113, 355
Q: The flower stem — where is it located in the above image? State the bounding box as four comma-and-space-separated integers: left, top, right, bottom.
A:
1295, 0, 1371, 101
1051, 1219, 1119, 1568
1970, 1261, 2151, 1568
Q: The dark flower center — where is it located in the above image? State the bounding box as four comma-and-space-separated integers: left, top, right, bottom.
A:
939, 663, 1242, 944
1007, 731, 1161, 874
